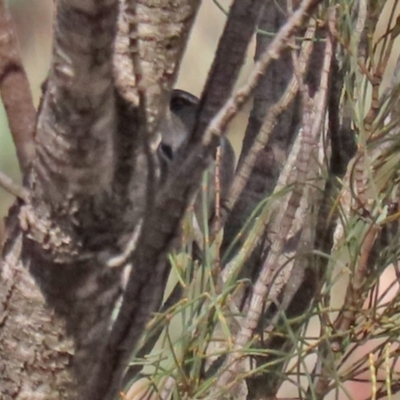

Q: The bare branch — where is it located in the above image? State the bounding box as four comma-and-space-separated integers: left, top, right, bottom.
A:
0, 0, 36, 172
213, 15, 334, 394
0, 168, 27, 201
218, 21, 316, 232
159, 0, 322, 278
191, 0, 265, 144
125, 0, 201, 137
202, 0, 322, 147
33, 0, 119, 201
20, 2, 124, 397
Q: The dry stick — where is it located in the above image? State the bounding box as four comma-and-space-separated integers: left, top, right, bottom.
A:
335, 224, 380, 333
217, 21, 317, 317
212, 145, 222, 277
248, 38, 330, 343
0, 169, 27, 201
216, 21, 316, 234
162, 0, 320, 254
191, 0, 265, 144
213, 18, 334, 395
125, 0, 200, 138
0, 0, 36, 172
202, 0, 321, 148
217, 24, 315, 282
215, 24, 316, 284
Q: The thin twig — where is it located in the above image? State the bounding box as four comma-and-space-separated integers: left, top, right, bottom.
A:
212, 10, 334, 394
216, 21, 316, 233
202, 0, 322, 147
0, 169, 27, 201
212, 145, 222, 277
192, 0, 265, 144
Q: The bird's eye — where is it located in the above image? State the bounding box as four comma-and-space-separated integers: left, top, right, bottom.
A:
160, 143, 174, 161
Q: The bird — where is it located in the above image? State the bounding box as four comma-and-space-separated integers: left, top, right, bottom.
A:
121, 90, 236, 393
158, 89, 236, 226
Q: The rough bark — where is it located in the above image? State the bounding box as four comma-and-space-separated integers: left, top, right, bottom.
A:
0, 0, 35, 172
223, 0, 301, 277
0, 205, 76, 400
1, 0, 201, 398
191, 0, 265, 144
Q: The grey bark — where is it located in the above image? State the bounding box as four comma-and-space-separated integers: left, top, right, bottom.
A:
1, 0, 200, 398
223, 0, 301, 282
0, 0, 325, 399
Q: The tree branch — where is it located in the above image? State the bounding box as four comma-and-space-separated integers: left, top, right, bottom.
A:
191, 0, 265, 144
0, 168, 27, 200
201, 0, 322, 148
218, 21, 316, 233
19, 1, 124, 396
0, 0, 36, 173
32, 0, 118, 202
125, 0, 201, 137
82, 1, 201, 398
213, 18, 334, 394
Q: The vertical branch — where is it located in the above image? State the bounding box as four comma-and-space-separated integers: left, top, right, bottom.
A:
219, 22, 316, 232
162, 0, 322, 261
191, 0, 266, 144
219, 0, 318, 292
0, 0, 36, 172
201, 0, 322, 147
213, 15, 334, 394
84, 2, 200, 399
20, 1, 123, 397
33, 0, 119, 202
124, 0, 201, 137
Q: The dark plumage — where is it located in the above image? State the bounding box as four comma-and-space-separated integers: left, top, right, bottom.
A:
159, 89, 236, 215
